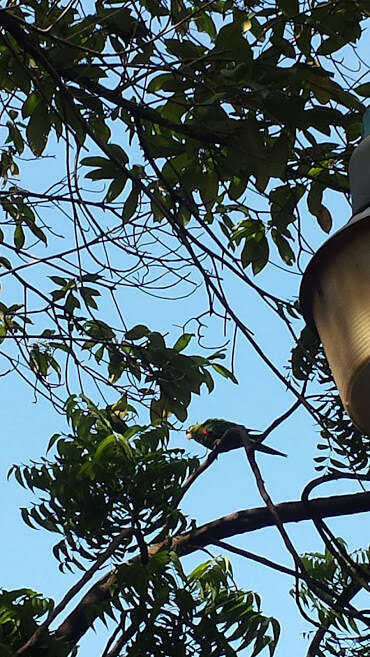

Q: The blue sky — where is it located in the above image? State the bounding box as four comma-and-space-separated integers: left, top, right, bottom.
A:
1, 7, 369, 656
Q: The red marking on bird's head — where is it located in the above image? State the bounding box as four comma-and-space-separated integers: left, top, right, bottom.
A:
201, 428, 209, 435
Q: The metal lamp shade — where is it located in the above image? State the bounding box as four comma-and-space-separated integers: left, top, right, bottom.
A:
300, 212, 370, 434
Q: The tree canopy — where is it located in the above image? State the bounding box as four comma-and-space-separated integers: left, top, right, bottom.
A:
1, 1, 370, 656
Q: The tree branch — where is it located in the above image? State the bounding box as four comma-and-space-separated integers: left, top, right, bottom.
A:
54, 491, 370, 647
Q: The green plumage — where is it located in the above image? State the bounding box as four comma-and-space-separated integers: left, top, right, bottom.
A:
186, 418, 286, 457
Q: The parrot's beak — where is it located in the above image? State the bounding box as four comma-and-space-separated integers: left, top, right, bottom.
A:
186, 431, 192, 440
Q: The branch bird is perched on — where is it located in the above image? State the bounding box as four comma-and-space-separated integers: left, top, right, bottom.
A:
186, 418, 286, 457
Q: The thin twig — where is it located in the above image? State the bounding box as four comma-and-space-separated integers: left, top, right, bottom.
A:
213, 539, 300, 579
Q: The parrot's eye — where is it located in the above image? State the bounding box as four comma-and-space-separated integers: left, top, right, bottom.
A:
201, 428, 208, 435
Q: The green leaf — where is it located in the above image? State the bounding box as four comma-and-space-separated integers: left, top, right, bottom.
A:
26, 105, 51, 156
199, 172, 218, 211
22, 92, 42, 118
20, 507, 36, 529
251, 635, 271, 657
316, 204, 332, 233
125, 324, 149, 340
277, 0, 298, 17
150, 397, 168, 423
165, 39, 205, 61
105, 176, 127, 203
307, 181, 323, 217
147, 74, 174, 93
28, 222, 47, 245
6, 121, 24, 154
229, 177, 247, 201
65, 292, 80, 314
0, 256, 11, 269
122, 184, 139, 223
88, 114, 111, 144
93, 434, 116, 461
269, 618, 280, 655
14, 225, 25, 250
83, 158, 123, 181
203, 369, 214, 393
110, 395, 128, 419
81, 156, 113, 168
145, 133, 184, 158
354, 82, 370, 97
211, 363, 238, 384
47, 433, 60, 452
80, 286, 101, 310
194, 12, 216, 40
294, 24, 311, 56
241, 235, 269, 275
55, 93, 86, 146
50, 276, 67, 286
0, 322, 7, 345
271, 230, 295, 265
168, 399, 188, 422
317, 35, 346, 56
215, 21, 252, 63
173, 333, 194, 352
251, 236, 269, 274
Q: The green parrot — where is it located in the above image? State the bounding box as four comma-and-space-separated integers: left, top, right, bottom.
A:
186, 418, 286, 457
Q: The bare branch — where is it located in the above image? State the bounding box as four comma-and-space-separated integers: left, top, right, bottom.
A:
213, 539, 299, 579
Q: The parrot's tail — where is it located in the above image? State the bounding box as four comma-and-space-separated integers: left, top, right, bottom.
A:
256, 443, 287, 457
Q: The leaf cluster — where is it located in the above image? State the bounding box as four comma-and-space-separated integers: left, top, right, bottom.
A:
291, 328, 370, 473
9, 395, 200, 569
0, 589, 59, 657
297, 543, 370, 657
110, 553, 280, 657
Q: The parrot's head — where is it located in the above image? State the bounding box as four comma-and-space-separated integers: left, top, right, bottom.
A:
186, 419, 219, 440
186, 420, 212, 440
186, 421, 209, 440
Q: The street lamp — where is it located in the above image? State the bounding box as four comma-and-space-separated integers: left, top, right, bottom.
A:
300, 110, 370, 435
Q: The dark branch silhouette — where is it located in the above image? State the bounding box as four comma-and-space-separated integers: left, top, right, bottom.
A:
55, 491, 370, 645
